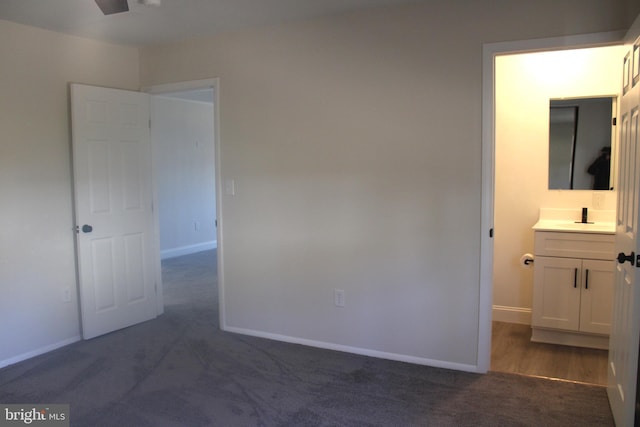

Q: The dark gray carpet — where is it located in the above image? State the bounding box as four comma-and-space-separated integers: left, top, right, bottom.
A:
0, 250, 614, 426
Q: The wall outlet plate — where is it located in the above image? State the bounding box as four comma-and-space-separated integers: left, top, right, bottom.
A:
334, 289, 345, 307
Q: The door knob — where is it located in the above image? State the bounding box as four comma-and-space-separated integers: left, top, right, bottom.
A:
81, 224, 93, 233
617, 251, 635, 265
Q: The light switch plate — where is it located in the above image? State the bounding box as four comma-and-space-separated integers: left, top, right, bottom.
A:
224, 179, 235, 196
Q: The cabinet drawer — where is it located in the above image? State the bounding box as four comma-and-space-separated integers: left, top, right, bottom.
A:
534, 231, 615, 260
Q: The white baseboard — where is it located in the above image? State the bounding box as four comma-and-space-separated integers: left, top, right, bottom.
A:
161, 241, 217, 260
492, 305, 531, 325
0, 336, 81, 369
222, 325, 482, 373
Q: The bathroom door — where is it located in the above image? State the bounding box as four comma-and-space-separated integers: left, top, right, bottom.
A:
607, 14, 640, 426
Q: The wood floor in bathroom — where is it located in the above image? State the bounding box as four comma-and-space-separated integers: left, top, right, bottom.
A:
491, 321, 608, 386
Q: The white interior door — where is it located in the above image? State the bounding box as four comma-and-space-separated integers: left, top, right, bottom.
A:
71, 84, 157, 340
607, 15, 640, 426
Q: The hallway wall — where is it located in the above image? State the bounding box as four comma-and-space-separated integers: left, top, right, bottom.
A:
151, 95, 217, 259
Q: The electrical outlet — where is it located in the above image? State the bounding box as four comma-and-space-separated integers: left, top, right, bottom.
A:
62, 288, 71, 303
334, 289, 345, 307
593, 192, 604, 209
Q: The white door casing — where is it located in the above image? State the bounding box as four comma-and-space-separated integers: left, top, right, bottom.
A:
71, 84, 157, 340
607, 15, 640, 426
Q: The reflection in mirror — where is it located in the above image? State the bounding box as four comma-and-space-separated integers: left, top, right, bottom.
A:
548, 97, 614, 190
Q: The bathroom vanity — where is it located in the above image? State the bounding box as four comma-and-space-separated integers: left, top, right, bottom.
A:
531, 208, 616, 349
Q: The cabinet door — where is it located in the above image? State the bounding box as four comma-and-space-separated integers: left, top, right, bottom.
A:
579, 259, 614, 335
532, 256, 581, 331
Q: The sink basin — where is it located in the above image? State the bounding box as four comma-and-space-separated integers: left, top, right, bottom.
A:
533, 208, 615, 234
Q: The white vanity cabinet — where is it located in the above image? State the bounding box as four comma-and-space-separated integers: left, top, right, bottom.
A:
531, 231, 615, 349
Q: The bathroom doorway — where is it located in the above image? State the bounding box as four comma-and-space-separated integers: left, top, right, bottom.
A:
482, 36, 624, 384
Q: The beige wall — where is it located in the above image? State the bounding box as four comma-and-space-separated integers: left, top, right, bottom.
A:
0, 0, 637, 370
0, 19, 139, 365
493, 46, 624, 324
139, 1, 636, 369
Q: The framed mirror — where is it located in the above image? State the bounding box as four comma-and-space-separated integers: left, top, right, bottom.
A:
548, 97, 615, 190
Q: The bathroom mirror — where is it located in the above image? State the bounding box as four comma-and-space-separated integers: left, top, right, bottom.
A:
548, 97, 615, 190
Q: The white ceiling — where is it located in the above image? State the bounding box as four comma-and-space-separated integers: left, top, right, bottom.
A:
0, 0, 425, 47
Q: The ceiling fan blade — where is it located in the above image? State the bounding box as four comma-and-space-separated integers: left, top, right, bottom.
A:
95, 0, 129, 15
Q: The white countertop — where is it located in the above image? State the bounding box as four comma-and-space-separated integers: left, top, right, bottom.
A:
532, 219, 615, 234
532, 208, 615, 234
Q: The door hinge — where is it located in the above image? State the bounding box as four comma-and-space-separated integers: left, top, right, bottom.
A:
215, 219, 218, 227
489, 228, 494, 238
612, 117, 617, 126
154, 282, 157, 293
636, 254, 640, 268
149, 119, 151, 129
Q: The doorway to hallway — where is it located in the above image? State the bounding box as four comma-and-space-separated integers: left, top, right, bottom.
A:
146, 79, 221, 313
151, 88, 217, 261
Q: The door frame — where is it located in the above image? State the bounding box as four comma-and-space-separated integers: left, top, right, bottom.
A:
143, 78, 222, 317
478, 31, 625, 372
